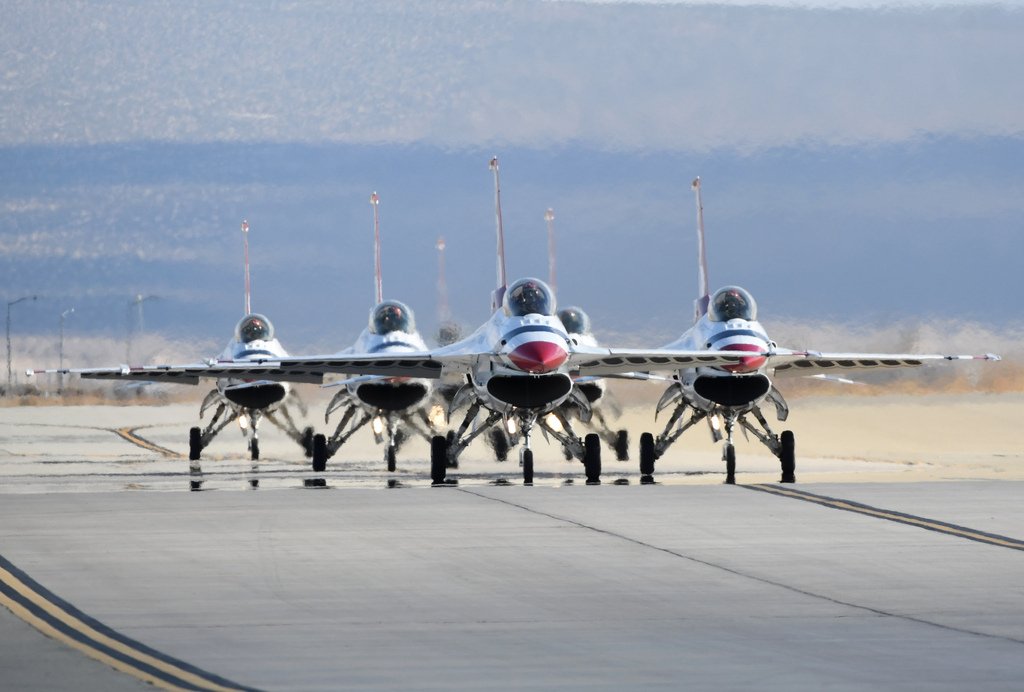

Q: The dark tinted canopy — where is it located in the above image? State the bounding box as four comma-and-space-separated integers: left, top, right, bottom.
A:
504, 278, 555, 317
708, 286, 757, 322
235, 313, 274, 343
557, 306, 591, 335
369, 300, 416, 335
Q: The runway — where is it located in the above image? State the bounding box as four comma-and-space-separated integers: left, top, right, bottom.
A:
1, 399, 1023, 690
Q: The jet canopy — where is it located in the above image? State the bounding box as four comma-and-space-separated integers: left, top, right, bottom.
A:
557, 306, 591, 335
235, 313, 275, 343
504, 278, 555, 317
708, 286, 757, 322
369, 300, 415, 335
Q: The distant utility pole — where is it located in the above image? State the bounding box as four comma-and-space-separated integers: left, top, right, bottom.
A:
59, 307, 74, 393
6, 294, 38, 390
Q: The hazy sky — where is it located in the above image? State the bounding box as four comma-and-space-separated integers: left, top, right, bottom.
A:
1, 0, 1021, 352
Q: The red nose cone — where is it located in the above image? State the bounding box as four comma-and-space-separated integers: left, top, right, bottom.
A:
721, 343, 767, 373
508, 341, 568, 373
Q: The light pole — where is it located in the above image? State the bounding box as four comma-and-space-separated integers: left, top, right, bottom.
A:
6, 295, 38, 390
59, 307, 75, 394
126, 294, 158, 363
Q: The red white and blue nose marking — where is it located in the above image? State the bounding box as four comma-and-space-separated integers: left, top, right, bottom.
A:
711, 331, 769, 373
504, 331, 569, 374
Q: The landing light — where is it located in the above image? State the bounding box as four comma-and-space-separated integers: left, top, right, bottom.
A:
428, 405, 446, 429
372, 416, 385, 435
544, 413, 563, 433
710, 415, 721, 432
238, 416, 249, 431
506, 418, 517, 435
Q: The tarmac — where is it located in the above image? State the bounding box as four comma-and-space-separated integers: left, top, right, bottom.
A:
1, 398, 1022, 691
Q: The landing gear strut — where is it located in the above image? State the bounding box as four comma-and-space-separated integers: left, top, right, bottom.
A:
640, 386, 796, 484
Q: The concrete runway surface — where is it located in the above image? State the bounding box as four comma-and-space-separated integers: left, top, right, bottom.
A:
1, 398, 1023, 691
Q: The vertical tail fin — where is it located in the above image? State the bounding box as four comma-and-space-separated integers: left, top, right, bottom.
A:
241, 219, 252, 315
545, 208, 556, 295
371, 191, 383, 304
692, 177, 710, 322
489, 157, 508, 312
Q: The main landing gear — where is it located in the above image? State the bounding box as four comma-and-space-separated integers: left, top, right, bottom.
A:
314, 399, 436, 474
187, 393, 314, 490
638, 391, 796, 485
433, 406, 602, 485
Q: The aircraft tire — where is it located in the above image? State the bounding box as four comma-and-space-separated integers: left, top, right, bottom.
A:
780, 430, 796, 483
189, 427, 202, 461
490, 428, 509, 462
724, 443, 736, 485
312, 434, 328, 472
430, 435, 448, 484
250, 438, 259, 461
302, 427, 314, 458
614, 430, 630, 461
386, 445, 397, 472
639, 432, 655, 477
522, 448, 534, 485
584, 433, 601, 484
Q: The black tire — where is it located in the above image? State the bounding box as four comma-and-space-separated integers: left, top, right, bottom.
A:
430, 435, 448, 484
312, 434, 328, 472
639, 432, 655, 476
614, 430, 630, 461
522, 449, 534, 485
250, 438, 260, 461
386, 444, 397, 472
780, 430, 796, 483
489, 428, 509, 462
724, 443, 736, 485
189, 426, 202, 461
302, 427, 314, 458
584, 433, 601, 484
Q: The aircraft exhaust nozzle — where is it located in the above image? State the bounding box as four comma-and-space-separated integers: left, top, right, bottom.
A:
507, 341, 568, 374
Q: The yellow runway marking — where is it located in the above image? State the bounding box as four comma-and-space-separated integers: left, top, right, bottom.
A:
747, 484, 1024, 551
112, 426, 182, 458
0, 558, 254, 690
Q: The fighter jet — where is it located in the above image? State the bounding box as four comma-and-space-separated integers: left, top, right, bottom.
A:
638, 178, 1001, 484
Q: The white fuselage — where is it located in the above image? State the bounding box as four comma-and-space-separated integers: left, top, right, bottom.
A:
216, 337, 291, 410
566, 331, 607, 405
664, 315, 774, 411
440, 310, 575, 415
345, 328, 432, 413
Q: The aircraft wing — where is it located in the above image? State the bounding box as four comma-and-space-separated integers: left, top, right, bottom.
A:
29, 362, 325, 385
216, 347, 749, 382
568, 348, 754, 376
266, 353, 445, 379
769, 350, 1000, 375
